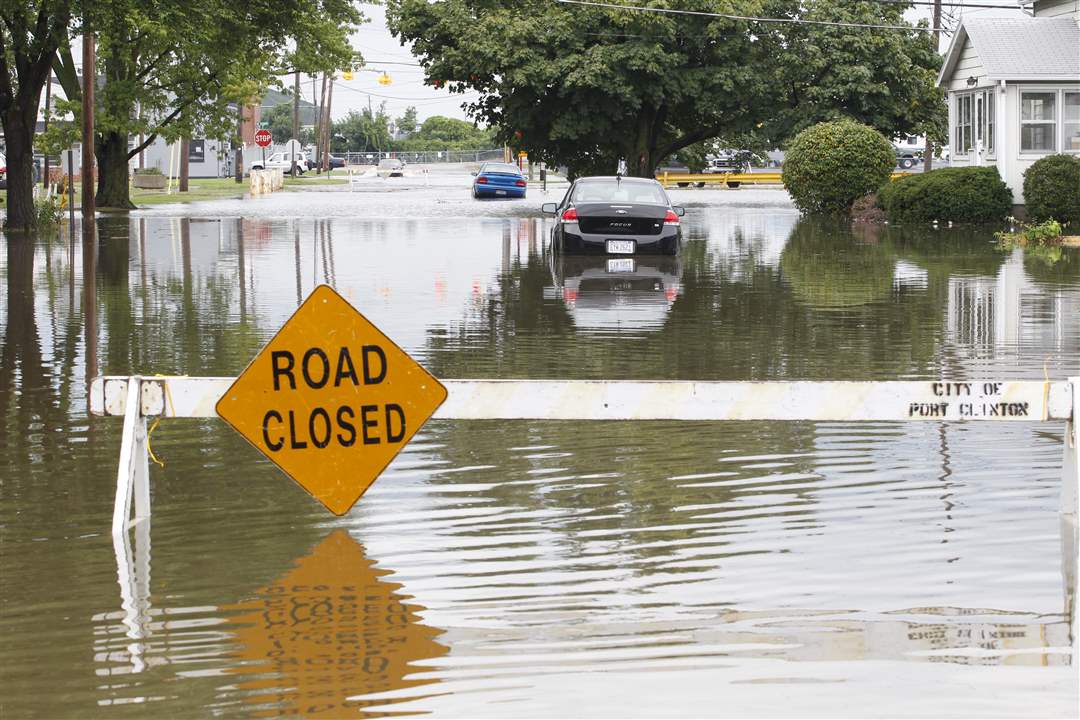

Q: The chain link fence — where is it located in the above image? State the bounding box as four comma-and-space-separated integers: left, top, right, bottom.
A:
342, 149, 505, 166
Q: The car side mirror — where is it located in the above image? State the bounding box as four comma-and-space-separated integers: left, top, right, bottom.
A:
541, 203, 558, 214
673, 206, 685, 217
470, 171, 477, 176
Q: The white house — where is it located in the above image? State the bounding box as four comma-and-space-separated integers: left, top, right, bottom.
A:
937, 0, 1080, 204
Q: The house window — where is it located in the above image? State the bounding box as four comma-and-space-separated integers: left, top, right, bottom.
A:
955, 94, 973, 153
1020, 92, 1056, 152
1065, 91, 1080, 153
985, 91, 994, 155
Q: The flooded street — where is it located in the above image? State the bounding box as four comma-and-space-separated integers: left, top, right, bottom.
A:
2, 172, 1078, 718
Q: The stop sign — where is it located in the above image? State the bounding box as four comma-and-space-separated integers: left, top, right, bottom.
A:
254, 129, 273, 148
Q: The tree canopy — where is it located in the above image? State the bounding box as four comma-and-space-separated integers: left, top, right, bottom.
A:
387, 0, 945, 177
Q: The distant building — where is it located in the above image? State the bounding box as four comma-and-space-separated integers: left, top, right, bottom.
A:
937, 0, 1080, 204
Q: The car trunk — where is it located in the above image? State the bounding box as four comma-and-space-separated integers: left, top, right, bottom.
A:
574, 203, 665, 235
481, 172, 524, 189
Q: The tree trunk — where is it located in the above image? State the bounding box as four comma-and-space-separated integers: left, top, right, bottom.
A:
1, 109, 40, 232
96, 131, 136, 209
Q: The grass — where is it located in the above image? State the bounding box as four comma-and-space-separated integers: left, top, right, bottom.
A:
4, 173, 348, 211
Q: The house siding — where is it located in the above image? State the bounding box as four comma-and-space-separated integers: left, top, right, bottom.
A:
1033, 0, 1079, 19
948, 39, 987, 91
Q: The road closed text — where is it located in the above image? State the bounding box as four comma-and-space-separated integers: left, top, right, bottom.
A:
260, 345, 407, 451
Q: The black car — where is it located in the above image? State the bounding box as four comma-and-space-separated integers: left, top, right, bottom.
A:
541, 176, 684, 256
327, 154, 345, 169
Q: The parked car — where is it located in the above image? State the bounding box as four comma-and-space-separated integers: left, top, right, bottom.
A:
894, 146, 922, 169
327, 154, 345, 170
471, 162, 527, 199
377, 158, 404, 177
703, 150, 753, 174
541, 176, 683, 256
250, 150, 309, 174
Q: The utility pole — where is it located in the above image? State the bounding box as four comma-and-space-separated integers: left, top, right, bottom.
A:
316, 73, 327, 174
322, 76, 334, 172
234, 103, 244, 183
924, 0, 942, 173
81, 31, 96, 236
292, 70, 300, 176
43, 73, 51, 189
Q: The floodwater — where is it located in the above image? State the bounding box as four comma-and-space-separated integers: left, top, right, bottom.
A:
2, 171, 1078, 718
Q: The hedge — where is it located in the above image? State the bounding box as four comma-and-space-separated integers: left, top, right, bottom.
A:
782, 120, 896, 215
877, 166, 1012, 224
1023, 154, 1080, 226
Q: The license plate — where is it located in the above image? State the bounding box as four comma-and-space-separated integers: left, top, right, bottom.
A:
607, 258, 636, 273
606, 240, 635, 254
495, 189, 507, 195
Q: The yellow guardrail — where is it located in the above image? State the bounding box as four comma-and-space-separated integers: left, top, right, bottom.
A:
657, 171, 914, 188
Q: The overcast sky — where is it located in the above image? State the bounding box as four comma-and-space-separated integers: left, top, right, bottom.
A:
283, 1, 1029, 127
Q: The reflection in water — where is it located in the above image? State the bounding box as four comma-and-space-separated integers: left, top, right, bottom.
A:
548, 253, 682, 332
3, 201, 1079, 717
780, 218, 896, 309
224, 530, 447, 717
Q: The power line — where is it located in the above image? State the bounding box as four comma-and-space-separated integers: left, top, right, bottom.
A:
554, 0, 944, 31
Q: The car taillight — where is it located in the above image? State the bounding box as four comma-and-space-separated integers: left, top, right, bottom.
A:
562, 288, 578, 303
476, 177, 488, 184
515, 179, 526, 187
663, 210, 680, 225
561, 208, 578, 222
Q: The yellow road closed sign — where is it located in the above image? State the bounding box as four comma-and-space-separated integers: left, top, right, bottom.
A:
216, 285, 447, 515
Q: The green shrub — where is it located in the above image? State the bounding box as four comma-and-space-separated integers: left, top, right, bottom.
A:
877, 167, 1012, 224
1023, 154, 1080, 226
782, 120, 896, 215
134, 167, 163, 175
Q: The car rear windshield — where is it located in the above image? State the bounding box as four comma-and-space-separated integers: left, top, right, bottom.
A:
378, 159, 401, 167
482, 163, 521, 175
572, 180, 667, 204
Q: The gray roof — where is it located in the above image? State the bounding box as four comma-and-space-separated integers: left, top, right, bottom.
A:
938, 17, 1080, 84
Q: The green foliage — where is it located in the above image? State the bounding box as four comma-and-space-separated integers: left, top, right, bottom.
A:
261, 102, 314, 146
386, 0, 945, 178
134, 167, 163, 175
877, 167, 1013, 224
995, 218, 1064, 248
395, 106, 418, 137
782, 120, 895, 215
1022, 154, 1080, 226
395, 116, 495, 151
35, 197, 63, 227
331, 106, 394, 153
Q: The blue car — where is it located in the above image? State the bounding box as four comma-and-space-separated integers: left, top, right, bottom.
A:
471, 162, 527, 199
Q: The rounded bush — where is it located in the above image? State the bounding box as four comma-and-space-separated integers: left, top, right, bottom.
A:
877, 167, 1012, 224
1023, 154, 1080, 226
782, 120, 896, 215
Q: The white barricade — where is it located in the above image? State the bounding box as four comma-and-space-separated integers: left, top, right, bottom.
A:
88, 375, 1079, 674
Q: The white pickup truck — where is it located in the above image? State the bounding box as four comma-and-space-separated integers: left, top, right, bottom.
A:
250, 150, 310, 174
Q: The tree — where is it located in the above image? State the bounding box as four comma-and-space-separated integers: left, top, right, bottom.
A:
261, 100, 314, 146
50, 0, 362, 209
331, 105, 392, 153
1, 0, 74, 231
395, 105, 417, 137
395, 115, 495, 151
387, 0, 945, 178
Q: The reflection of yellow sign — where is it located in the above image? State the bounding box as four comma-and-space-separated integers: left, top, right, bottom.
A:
225, 530, 448, 717
216, 285, 447, 514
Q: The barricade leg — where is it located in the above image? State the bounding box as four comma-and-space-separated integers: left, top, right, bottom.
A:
111, 377, 150, 537
1062, 378, 1079, 650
